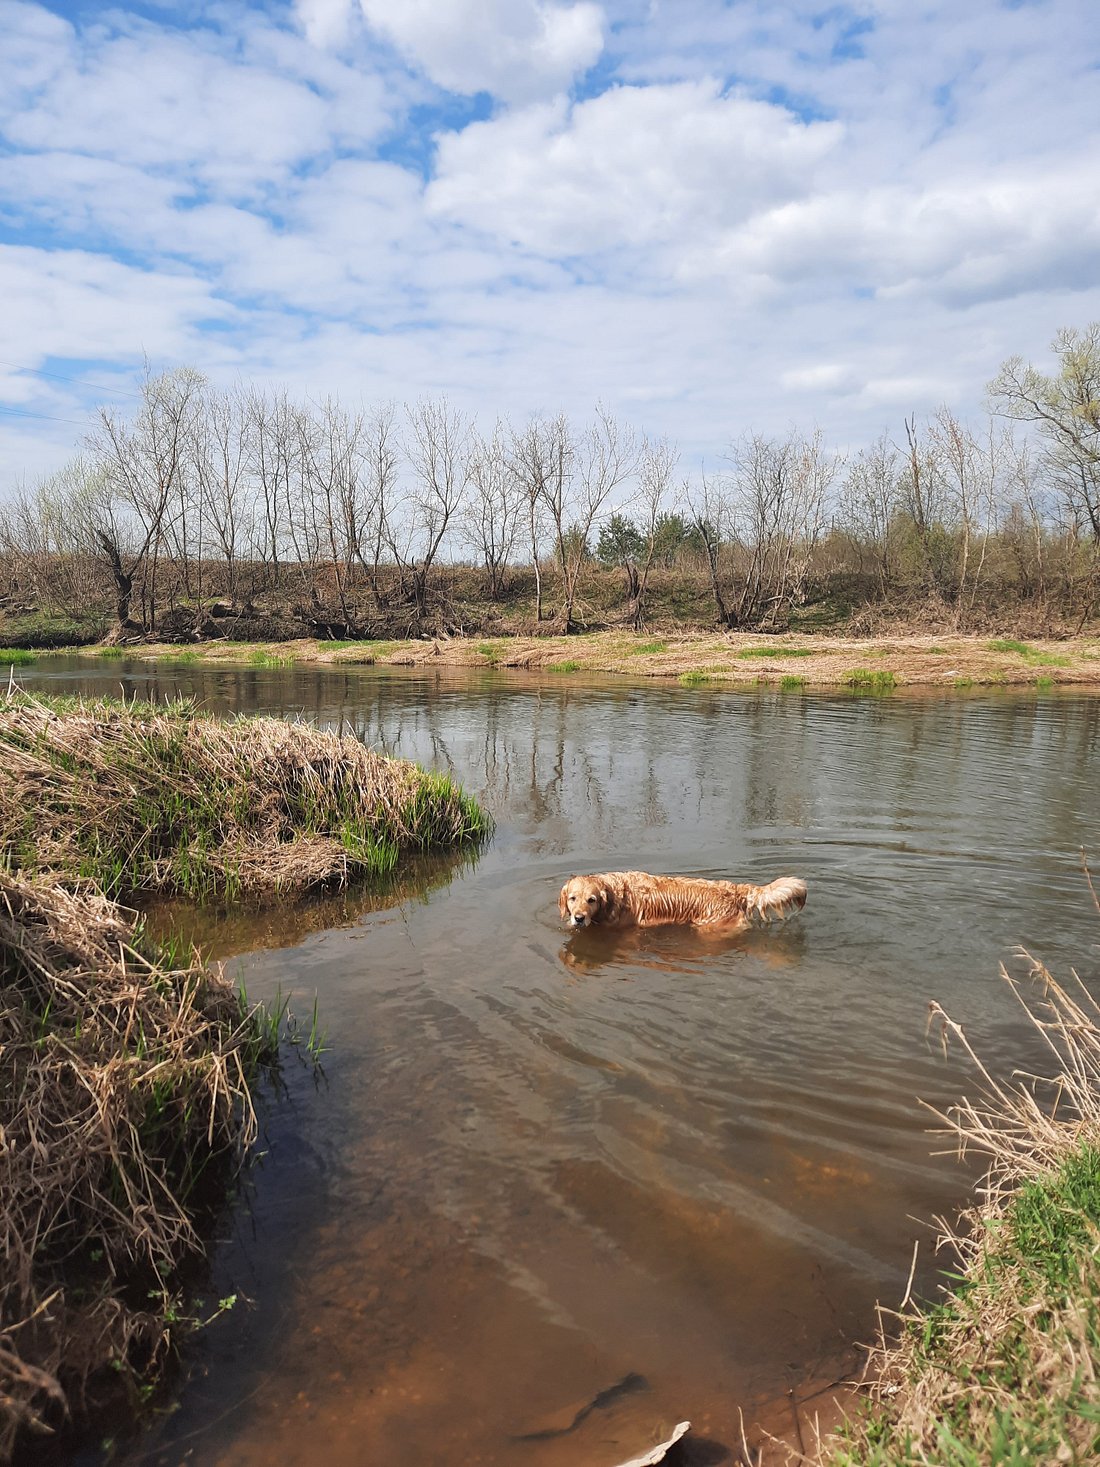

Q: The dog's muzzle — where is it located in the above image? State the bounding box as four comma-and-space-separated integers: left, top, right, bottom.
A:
573, 914, 587, 926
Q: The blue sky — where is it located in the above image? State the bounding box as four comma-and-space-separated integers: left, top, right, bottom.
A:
1, 0, 1098, 492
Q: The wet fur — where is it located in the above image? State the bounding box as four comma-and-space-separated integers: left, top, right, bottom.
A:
558, 871, 806, 931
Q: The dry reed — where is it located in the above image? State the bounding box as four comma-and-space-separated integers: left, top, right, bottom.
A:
0, 872, 275, 1459
0, 690, 488, 900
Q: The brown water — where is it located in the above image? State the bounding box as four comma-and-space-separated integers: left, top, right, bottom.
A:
30, 659, 1100, 1467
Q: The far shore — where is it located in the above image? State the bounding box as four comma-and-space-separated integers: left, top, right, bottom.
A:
30, 629, 1100, 690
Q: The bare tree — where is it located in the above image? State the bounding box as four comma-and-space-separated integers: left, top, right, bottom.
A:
463, 422, 522, 599
623, 436, 677, 628
346, 403, 399, 611
192, 384, 250, 606
86, 367, 204, 631
726, 430, 836, 626
393, 398, 470, 621
838, 434, 900, 597
538, 407, 638, 630
686, 467, 735, 626
508, 416, 568, 624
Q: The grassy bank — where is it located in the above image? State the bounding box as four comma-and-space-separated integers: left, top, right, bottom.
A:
0, 691, 489, 900
0, 873, 279, 1458
49, 630, 1100, 690
0, 692, 490, 1458
822, 947, 1100, 1466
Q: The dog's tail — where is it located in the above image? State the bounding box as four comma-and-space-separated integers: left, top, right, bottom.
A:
746, 876, 807, 924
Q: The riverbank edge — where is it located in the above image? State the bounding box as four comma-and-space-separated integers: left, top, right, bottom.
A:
1, 691, 490, 901
14, 630, 1100, 690
775, 953, 1100, 1467
0, 692, 491, 1460
1, 873, 282, 1461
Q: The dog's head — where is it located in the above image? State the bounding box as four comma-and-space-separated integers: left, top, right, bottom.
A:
559, 876, 614, 928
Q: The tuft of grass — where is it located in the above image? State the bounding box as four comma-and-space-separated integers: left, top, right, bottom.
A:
0, 691, 490, 902
1034, 674, 1055, 691
953, 677, 975, 689
317, 639, 353, 652
0, 648, 36, 665
987, 638, 1071, 667
476, 642, 502, 666
248, 649, 294, 668
736, 645, 813, 659
547, 659, 581, 673
843, 668, 897, 693
96, 646, 125, 659
628, 639, 667, 655
779, 674, 806, 691
678, 669, 717, 687
166, 649, 201, 665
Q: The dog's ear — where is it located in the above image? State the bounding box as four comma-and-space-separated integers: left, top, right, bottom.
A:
599, 886, 614, 920
559, 884, 569, 919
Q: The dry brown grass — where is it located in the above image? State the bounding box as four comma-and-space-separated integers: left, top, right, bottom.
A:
0, 872, 275, 1459
0, 690, 488, 900
123, 630, 1100, 690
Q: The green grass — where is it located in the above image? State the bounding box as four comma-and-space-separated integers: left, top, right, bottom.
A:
779, 675, 806, 691
953, 677, 975, 689
165, 649, 201, 665
843, 668, 898, 692
736, 645, 813, 659
678, 670, 714, 686
834, 1145, 1100, 1466
475, 642, 502, 666
96, 646, 125, 659
0, 612, 105, 649
1034, 674, 1055, 691
317, 639, 353, 651
627, 639, 668, 655
247, 649, 294, 668
547, 660, 581, 673
987, 638, 1071, 667
0, 648, 36, 665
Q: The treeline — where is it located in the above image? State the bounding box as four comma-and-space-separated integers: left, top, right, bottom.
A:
1, 326, 1098, 640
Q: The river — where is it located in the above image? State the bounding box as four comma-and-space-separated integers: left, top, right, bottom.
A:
27, 658, 1100, 1467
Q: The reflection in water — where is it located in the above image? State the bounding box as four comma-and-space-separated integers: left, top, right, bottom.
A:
25, 659, 1100, 1467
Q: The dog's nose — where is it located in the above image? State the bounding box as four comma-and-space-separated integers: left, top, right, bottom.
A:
573, 914, 585, 925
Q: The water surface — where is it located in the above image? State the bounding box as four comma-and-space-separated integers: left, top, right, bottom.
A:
29, 659, 1100, 1466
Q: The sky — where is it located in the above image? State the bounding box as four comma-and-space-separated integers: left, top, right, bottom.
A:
1, 0, 1098, 495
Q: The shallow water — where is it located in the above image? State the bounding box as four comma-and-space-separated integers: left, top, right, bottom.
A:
27, 658, 1100, 1466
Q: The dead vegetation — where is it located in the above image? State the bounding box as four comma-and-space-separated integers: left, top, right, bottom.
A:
0, 690, 490, 1459
0, 872, 277, 1459
0, 690, 489, 900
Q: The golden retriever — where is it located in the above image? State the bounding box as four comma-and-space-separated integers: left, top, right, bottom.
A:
559, 871, 806, 932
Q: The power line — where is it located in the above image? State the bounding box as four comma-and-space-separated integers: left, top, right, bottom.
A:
0, 358, 142, 400
0, 404, 89, 428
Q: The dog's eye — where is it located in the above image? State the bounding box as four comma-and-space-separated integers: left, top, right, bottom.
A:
587, 896, 596, 905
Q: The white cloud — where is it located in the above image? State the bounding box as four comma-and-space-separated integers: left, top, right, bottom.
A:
2, 0, 1100, 498
428, 80, 841, 258
0, 9, 389, 193
356, 0, 604, 102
